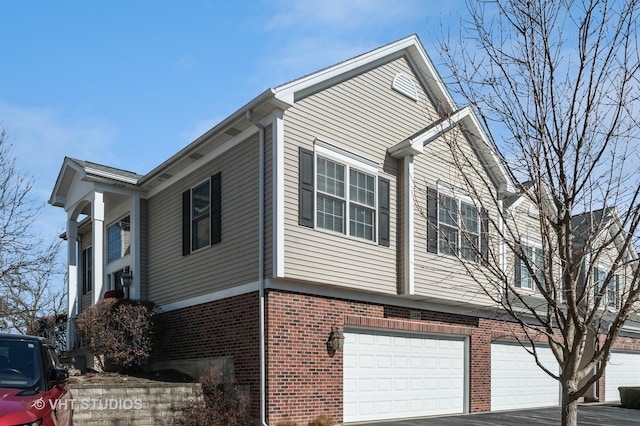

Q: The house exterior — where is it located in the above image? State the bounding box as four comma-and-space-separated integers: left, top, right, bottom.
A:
49, 35, 640, 424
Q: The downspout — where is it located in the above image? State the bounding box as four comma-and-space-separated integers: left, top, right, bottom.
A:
247, 109, 268, 426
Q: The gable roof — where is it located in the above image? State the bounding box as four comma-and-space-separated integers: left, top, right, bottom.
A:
51, 34, 515, 202
571, 207, 639, 261
49, 157, 143, 207
273, 34, 456, 115
571, 207, 618, 244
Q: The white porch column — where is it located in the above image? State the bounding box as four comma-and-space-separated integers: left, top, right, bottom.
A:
66, 218, 78, 350
92, 191, 105, 304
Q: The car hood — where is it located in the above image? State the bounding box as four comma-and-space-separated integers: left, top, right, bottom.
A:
0, 387, 44, 423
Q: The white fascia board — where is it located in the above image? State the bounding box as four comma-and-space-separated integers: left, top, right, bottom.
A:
274, 35, 457, 111
139, 88, 285, 187
457, 109, 516, 194
389, 107, 470, 159
49, 158, 85, 206
388, 138, 423, 158
83, 168, 139, 185
145, 125, 260, 198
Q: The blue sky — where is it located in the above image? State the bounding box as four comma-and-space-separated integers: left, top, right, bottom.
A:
0, 1, 462, 249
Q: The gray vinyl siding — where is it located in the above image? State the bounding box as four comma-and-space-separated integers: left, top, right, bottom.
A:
412, 131, 498, 305
147, 136, 260, 306
282, 57, 431, 293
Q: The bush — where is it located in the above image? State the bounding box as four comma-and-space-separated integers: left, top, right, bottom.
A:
76, 298, 157, 370
308, 414, 334, 426
619, 387, 640, 409
178, 367, 251, 426
275, 421, 298, 426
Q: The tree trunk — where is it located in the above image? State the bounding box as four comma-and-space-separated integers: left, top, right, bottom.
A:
561, 381, 579, 426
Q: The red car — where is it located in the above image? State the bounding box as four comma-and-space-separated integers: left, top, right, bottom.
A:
0, 333, 72, 426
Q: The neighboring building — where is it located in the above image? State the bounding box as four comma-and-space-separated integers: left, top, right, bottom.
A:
49, 35, 640, 424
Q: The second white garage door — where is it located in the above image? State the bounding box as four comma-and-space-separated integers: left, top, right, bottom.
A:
343, 330, 466, 423
605, 351, 640, 401
491, 342, 560, 411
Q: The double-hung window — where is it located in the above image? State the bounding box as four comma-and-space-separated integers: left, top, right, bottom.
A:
427, 185, 488, 262
594, 266, 620, 309
299, 143, 390, 246
107, 216, 130, 263
516, 243, 544, 290
182, 172, 222, 255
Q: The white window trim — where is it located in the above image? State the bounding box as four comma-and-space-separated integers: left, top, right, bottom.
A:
517, 237, 544, 292
593, 263, 620, 311
314, 141, 379, 243
436, 182, 480, 261
107, 214, 131, 264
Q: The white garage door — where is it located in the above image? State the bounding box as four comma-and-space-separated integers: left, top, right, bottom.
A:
343, 330, 466, 423
605, 351, 640, 401
491, 342, 560, 411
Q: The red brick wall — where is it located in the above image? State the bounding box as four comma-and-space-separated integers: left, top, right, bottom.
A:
151, 292, 261, 418
266, 290, 499, 424
149, 288, 640, 424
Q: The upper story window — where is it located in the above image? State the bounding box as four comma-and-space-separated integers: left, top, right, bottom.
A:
427, 184, 488, 262
182, 172, 222, 256
81, 246, 92, 294
298, 142, 390, 246
515, 242, 544, 290
107, 216, 130, 263
594, 266, 620, 309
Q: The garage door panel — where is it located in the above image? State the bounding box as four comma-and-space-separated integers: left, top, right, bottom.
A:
491, 342, 560, 411
605, 351, 640, 401
344, 330, 466, 422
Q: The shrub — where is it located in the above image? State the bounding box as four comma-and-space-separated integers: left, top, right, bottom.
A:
178, 367, 251, 426
27, 314, 68, 354
308, 414, 334, 426
76, 298, 157, 370
275, 421, 298, 426
619, 387, 640, 409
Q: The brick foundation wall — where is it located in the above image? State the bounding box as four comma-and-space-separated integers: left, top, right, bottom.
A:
151, 292, 261, 419
147, 287, 640, 424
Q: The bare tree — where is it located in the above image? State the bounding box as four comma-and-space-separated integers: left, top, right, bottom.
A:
433, 1, 640, 425
0, 128, 65, 334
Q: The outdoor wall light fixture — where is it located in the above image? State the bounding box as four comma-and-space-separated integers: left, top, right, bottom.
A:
120, 270, 133, 288
326, 327, 345, 351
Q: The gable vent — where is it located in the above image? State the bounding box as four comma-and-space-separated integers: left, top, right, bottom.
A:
392, 72, 418, 101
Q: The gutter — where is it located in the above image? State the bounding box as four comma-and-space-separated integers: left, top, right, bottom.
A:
247, 109, 268, 426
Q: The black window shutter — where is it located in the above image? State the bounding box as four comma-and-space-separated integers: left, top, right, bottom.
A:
378, 177, 390, 247
515, 253, 522, 287
427, 187, 438, 253
211, 172, 222, 244
299, 147, 314, 227
481, 207, 489, 262
182, 190, 191, 256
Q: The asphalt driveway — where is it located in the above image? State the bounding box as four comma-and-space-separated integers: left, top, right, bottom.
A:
349, 404, 640, 425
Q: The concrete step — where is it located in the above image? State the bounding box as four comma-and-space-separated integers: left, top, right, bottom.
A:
69, 382, 202, 425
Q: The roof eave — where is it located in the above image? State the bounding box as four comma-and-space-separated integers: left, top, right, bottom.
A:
139, 88, 285, 186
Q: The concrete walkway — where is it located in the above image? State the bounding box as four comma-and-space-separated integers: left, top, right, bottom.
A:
350, 404, 640, 425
